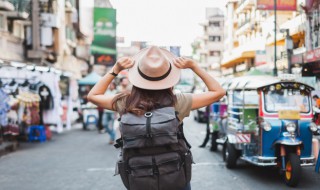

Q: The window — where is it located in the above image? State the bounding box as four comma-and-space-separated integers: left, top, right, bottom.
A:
233, 90, 259, 106
264, 89, 310, 113
209, 51, 220, 56
0, 14, 4, 30
13, 21, 24, 39
209, 36, 221, 42
209, 21, 220, 27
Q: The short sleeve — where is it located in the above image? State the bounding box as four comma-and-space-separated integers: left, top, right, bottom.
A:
174, 93, 192, 121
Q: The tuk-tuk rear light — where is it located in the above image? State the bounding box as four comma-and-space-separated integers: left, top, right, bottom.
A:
309, 122, 317, 132
286, 123, 296, 133
262, 121, 272, 131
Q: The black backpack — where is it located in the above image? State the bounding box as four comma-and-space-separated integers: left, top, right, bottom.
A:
114, 107, 193, 190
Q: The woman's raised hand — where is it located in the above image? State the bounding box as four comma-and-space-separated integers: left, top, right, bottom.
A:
113, 57, 134, 74
173, 57, 197, 70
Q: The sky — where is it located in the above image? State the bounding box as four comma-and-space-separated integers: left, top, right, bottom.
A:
110, 0, 226, 56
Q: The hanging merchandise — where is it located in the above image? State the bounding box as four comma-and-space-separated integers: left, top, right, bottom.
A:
0, 89, 10, 126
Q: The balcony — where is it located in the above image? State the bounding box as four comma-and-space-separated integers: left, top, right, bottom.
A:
208, 56, 221, 64
236, 19, 251, 36
207, 41, 224, 50
0, 0, 14, 11
6, 0, 30, 20
236, 0, 255, 14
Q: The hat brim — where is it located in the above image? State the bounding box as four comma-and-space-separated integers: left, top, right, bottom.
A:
128, 48, 181, 90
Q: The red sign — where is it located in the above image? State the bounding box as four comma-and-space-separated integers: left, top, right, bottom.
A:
291, 47, 320, 64
306, 48, 320, 62
94, 54, 116, 66
257, 0, 297, 11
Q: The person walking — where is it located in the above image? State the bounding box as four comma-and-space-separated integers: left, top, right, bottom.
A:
199, 105, 211, 148
87, 46, 225, 190
102, 82, 117, 144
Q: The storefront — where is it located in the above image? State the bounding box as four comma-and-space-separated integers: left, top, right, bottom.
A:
0, 60, 78, 154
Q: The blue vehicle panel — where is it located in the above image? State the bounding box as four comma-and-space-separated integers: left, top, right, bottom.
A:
299, 120, 313, 157
262, 119, 281, 157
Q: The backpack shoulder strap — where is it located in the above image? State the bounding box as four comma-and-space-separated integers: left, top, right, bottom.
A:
177, 122, 192, 149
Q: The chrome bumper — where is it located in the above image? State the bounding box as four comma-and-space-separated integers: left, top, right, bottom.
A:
240, 156, 277, 166
300, 156, 315, 166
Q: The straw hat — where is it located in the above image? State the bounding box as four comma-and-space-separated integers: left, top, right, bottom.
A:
128, 46, 181, 90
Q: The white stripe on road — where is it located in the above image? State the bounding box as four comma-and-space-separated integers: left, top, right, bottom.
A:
87, 168, 115, 172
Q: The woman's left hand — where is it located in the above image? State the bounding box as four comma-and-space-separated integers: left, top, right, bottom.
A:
113, 57, 134, 74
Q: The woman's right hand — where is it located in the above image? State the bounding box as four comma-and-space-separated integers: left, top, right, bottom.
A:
113, 57, 134, 74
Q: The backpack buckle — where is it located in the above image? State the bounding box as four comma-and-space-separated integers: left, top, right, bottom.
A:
144, 112, 153, 118
146, 134, 153, 138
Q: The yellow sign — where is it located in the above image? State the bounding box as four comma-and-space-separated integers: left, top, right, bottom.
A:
278, 110, 300, 120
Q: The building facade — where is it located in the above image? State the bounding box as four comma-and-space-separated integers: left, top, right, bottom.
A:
222, 0, 306, 77
0, 0, 87, 79
193, 8, 224, 77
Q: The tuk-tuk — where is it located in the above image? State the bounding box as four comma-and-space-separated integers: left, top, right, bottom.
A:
218, 75, 319, 187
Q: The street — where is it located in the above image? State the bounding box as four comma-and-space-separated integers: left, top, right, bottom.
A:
0, 113, 319, 190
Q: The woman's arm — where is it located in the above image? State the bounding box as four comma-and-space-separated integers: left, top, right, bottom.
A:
173, 57, 225, 110
87, 57, 134, 110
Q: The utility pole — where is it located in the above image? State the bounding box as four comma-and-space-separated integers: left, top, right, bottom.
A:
27, 0, 43, 61
273, 0, 278, 76
280, 29, 293, 74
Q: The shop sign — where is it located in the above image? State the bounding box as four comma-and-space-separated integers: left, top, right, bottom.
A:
291, 54, 304, 64
94, 54, 116, 66
305, 48, 320, 62
236, 64, 247, 72
257, 0, 297, 11
170, 46, 181, 57
222, 68, 233, 75
255, 50, 267, 66
91, 8, 117, 66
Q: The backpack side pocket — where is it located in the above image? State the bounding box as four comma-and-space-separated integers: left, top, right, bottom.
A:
184, 151, 193, 183
117, 161, 130, 189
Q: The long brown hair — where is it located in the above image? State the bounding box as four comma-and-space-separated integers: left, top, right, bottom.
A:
112, 86, 177, 115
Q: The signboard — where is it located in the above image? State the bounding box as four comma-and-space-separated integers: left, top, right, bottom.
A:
255, 50, 267, 66
94, 54, 116, 66
257, 0, 297, 11
170, 46, 181, 57
91, 8, 117, 66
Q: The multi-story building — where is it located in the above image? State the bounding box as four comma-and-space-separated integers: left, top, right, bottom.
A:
221, 0, 306, 77
0, 0, 87, 78
295, 0, 320, 87
0, 0, 30, 62
195, 8, 224, 76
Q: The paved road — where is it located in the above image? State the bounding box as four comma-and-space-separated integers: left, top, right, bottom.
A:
0, 114, 320, 190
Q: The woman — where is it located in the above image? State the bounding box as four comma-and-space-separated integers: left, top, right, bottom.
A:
87, 46, 225, 190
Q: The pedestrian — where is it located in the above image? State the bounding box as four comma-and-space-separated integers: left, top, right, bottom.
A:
313, 95, 320, 124
199, 105, 211, 148
87, 46, 225, 190
118, 77, 131, 93
102, 82, 117, 144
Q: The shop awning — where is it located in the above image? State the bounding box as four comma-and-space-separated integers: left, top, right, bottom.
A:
266, 32, 304, 46
78, 72, 102, 85
221, 51, 255, 68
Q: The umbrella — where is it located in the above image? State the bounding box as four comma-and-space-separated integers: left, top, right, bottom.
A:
78, 72, 102, 85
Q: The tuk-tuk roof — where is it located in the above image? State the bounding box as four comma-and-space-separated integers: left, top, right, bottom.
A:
258, 81, 315, 91
226, 76, 280, 90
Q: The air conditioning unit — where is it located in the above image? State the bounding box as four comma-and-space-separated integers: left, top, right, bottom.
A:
41, 13, 60, 28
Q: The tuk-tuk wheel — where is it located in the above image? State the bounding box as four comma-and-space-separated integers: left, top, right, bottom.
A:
223, 141, 238, 169
282, 153, 301, 187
